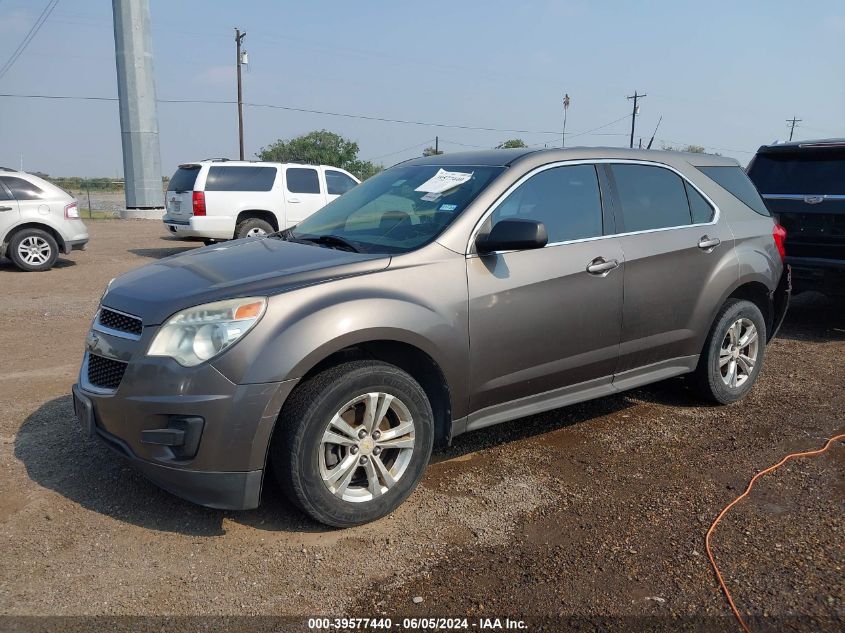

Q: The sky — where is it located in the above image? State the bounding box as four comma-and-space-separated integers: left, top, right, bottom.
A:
0, 0, 843, 177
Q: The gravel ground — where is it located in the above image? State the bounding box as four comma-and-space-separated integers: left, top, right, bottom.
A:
0, 221, 842, 631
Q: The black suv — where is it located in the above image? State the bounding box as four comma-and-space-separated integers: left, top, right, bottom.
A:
747, 139, 845, 295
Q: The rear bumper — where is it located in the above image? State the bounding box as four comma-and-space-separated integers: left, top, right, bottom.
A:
65, 237, 89, 252
770, 265, 791, 340
786, 256, 845, 295
163, 214, 234, 240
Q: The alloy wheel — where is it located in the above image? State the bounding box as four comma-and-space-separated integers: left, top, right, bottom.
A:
17, 236, 52, 266
719, 318, 759, 388
319, 392, 416, 502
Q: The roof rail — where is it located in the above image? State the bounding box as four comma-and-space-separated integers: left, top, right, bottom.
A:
202, 157, 231, 162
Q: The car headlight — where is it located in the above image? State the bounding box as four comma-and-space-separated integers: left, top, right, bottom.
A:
147, 297, 267, 367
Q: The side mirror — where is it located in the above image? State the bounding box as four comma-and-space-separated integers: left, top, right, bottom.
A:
475, 218, 548, 253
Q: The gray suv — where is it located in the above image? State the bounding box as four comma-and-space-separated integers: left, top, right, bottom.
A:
72, 148, 790, 527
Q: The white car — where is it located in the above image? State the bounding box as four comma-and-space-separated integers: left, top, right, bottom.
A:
162, 160, 360, 242
0, 168, 89, 271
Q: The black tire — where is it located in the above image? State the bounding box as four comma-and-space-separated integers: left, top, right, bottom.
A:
271, 360, 434, 527
234, 217, 274, 239
8, 228, 59, 272
201, 238, 217, 246
691, 299, 767, 404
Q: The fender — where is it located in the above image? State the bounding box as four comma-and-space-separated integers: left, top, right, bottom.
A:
210, 253, 471, 418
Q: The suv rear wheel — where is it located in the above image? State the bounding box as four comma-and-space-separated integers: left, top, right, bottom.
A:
691, 299, 767, 404
271, 360, 434, 527
235, 217, 274, 239
8, 228, 59, 272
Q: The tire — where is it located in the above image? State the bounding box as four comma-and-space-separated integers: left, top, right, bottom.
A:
234, 217, 274, 239
201, 238, 217, 246
691, 299, 767, 404
8, 228, 59, 272
271, 360, 434, 527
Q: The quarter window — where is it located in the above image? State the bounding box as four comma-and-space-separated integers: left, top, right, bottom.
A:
610, 164, 692, 232
0, 176, 46, 200
489, 164, 603, 243
685, 181, 714, 224
326, 170, 358, 195
204, 166, 276, 192
286, 168, 321, 194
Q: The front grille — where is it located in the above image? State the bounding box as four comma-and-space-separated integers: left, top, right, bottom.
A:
98, 308, 143, 336
87, 354, 128, 390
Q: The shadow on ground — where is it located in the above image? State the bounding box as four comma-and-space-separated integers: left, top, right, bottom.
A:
776, 291, 845, 343
0, 258, 77, 272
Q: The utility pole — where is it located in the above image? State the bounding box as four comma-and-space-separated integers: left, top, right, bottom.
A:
626, 91, 646, 149
562, 93, 570, 148
112, 0, 164, 218
787, 115, 801, 142
435, 136, 439, 154
235, 28, 247, 160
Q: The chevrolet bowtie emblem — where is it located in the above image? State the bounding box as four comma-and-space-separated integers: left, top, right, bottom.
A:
804, 195, 824, 205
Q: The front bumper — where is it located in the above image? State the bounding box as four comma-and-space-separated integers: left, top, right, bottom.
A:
73, 384, 264, 509
163, 214, 234, 240
73, 330, 297, 509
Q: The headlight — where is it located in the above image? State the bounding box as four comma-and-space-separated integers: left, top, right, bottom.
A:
148, 297, 267, 367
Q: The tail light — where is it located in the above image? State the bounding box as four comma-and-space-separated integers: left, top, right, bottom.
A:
772, 222, 786, 262
192, 191, 206, 216
64, 202, 79, 219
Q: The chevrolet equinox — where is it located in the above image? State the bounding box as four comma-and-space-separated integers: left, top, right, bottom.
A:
73, 148, 790, 527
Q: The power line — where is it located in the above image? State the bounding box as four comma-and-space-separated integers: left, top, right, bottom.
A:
0, 0, 60, 80
366, 139, 435, 161
1, 92, 638, 140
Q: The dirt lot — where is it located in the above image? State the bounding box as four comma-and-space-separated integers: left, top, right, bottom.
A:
1, 221, 842, 631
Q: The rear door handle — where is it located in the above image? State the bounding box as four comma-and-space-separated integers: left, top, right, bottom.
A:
698, 236, 721, 251
0, 206, 13, 211
287, 197, 301, 203
586, 257, 619, 275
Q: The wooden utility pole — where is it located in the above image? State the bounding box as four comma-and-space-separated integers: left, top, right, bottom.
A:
787, 116, 801, 142
235, 28, 247, 160
626, 91, 646, 149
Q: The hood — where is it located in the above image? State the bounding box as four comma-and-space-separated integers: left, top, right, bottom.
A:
103, 237, 390, 324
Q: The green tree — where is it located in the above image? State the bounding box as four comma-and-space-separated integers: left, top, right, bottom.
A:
660, 143, 707, 153
496, 139, 527, 149
257, 130, 382, 180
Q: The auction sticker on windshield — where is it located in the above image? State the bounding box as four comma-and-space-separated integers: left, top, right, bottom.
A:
415, 168, 474, 193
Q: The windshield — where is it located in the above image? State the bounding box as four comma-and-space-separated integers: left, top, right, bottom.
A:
290, 164, 505, 253
748, 150, 845, 195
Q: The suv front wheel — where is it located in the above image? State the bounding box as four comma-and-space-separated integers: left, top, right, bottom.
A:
271, 360, 434, 527
691, 298, 767, 404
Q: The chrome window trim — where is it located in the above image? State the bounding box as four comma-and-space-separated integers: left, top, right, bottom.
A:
465, 158, 721, 256
762, 194, 845, 201
93, 306, 143, 341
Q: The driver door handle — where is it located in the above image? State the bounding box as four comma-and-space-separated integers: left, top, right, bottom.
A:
586, 257, 619, 275
698, 235, 721, 250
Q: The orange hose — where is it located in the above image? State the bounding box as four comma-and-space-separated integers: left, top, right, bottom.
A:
705, 433, 845, 633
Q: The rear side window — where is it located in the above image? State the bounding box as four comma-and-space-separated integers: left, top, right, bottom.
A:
685, 182, 714, 224
490, 164, 603, 243
168, 165, 201, 192
0, 176, 46, 200
609, 165, 691, 231
205, 166, 276, 192
699, 166, 770, 216
747, 151, 845, 195
326, 170, 357, 195
286, 168, 321, 194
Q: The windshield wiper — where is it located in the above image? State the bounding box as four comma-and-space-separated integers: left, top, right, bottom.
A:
285, 233, 362, 253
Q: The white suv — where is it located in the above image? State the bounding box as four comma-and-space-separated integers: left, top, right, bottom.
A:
162, 160, 360, 241
0, 168, 89, 271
